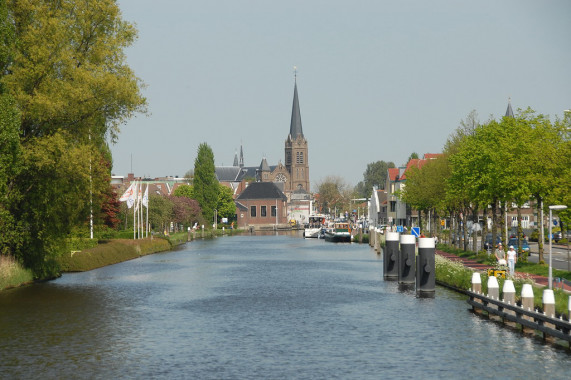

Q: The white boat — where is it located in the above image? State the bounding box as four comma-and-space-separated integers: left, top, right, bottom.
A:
304, 215, 326, 238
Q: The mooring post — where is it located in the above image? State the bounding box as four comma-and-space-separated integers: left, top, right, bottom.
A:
502, 280, 516, 324
487, 276, 499, 317
398, 234, 416, 285
369, 227, 374, 247
542, 289, 556, 341
375, 229, 381, 254
471, 272, 482, 313
384, 232, 399, 280
471, 272, 481, 293
416, 237, 435, 297
521, 284, 534, 333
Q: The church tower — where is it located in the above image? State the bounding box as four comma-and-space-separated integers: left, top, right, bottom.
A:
284, 74, 310, 192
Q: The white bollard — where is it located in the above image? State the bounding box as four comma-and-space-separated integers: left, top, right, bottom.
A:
521, 284, 534, 331
487, 276, 500, 317
542, 289, 556, 337
569, 295, 571, 321
487, 276, 499, 300
471, 272, 481, 293
502, 280, 516, 318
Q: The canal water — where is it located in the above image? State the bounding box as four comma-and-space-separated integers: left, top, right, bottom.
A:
1, 234, 569, 379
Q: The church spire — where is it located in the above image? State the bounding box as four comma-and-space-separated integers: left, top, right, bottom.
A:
239, 144, 244, 168
289, 68, 303, 140
233, 150, 239, 167
505, 97, 514, 118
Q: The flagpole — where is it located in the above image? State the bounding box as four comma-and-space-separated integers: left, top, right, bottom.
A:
133, 181, 137, 240
145, 185, 149, 238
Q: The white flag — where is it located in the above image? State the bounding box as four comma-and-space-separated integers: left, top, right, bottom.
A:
142, 185, 149, 208
119, 182, 134, 202
127, 181, 137, 209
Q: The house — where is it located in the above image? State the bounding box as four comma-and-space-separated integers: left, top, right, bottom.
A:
235, 182, 289, 229
368, 187, 388, 227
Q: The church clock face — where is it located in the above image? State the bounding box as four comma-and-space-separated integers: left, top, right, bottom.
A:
275, 173, 287, 182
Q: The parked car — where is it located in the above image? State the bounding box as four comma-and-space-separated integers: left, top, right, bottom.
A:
507, 237, 530, 252
483, 233, 502, 250
553, 231, 562, 243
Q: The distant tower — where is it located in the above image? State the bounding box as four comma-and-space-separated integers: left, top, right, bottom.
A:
239, 144, 244, 168
233, 150, 239, 167
284, 69, 310, 192
505, 98, 514, 118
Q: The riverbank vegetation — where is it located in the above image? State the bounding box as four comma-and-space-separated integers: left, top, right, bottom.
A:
435, 249, 569, 317
0, 1, 146, 279
0, 255, 33, 291
57, 238, 172, 272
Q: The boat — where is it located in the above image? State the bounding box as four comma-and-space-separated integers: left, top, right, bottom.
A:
323, 221, 352, 242
304, 214, 326, 238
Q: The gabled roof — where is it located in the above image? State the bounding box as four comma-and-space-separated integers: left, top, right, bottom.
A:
289, 81, 304, 140
236, 182, 288, 201
388, 167, 400, 182
216, 166, 244, 182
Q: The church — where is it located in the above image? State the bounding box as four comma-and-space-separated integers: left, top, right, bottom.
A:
217, 77, 311, 199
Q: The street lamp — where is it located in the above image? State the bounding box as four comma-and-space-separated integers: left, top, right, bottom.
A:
548, 204, 567, 289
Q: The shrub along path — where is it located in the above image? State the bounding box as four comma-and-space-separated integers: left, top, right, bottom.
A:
435, 250, 571, 293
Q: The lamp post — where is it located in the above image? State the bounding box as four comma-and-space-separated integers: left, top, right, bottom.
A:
548, 205, 567, 289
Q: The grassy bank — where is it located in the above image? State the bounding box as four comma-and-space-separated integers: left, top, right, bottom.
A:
435, 253, 569, 317
0, 256, 34, 291
58, 238, 172, 272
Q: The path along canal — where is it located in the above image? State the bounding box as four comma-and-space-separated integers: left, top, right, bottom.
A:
1, 233, 569, 379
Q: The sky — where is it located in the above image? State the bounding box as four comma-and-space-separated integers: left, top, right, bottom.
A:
111, 0, 571, 188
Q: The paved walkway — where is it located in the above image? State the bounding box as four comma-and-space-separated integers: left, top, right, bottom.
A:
436, 250, 571, 293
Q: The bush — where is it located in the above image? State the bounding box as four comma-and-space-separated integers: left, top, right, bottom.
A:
0, 256, 34, 290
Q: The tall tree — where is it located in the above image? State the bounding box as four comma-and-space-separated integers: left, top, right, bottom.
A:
216, 184, 236, 221
3, 0, 146, 143
193, 143, 218, 224
0, 0, 146, 276
354, 160, 395, 197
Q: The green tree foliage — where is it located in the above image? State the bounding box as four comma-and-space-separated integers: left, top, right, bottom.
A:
14, 133, 109, 276
216, 184, 236, 221
173, 184, 194, 199
147, 194, 173, 233
407, 152, 419, 162
3, 0, 146, 142
354, 160, 395, 197
193, 143, 218, 224
0, 94, 22, 256
0, 1, 146, 276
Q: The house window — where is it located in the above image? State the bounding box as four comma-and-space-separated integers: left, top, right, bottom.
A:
261, 206, 267, 217
286, 151, 291, 165
271, 206, 277, 217
390, 201, 396, 212
296, 151, 304, 164
250, 206, 256, 217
